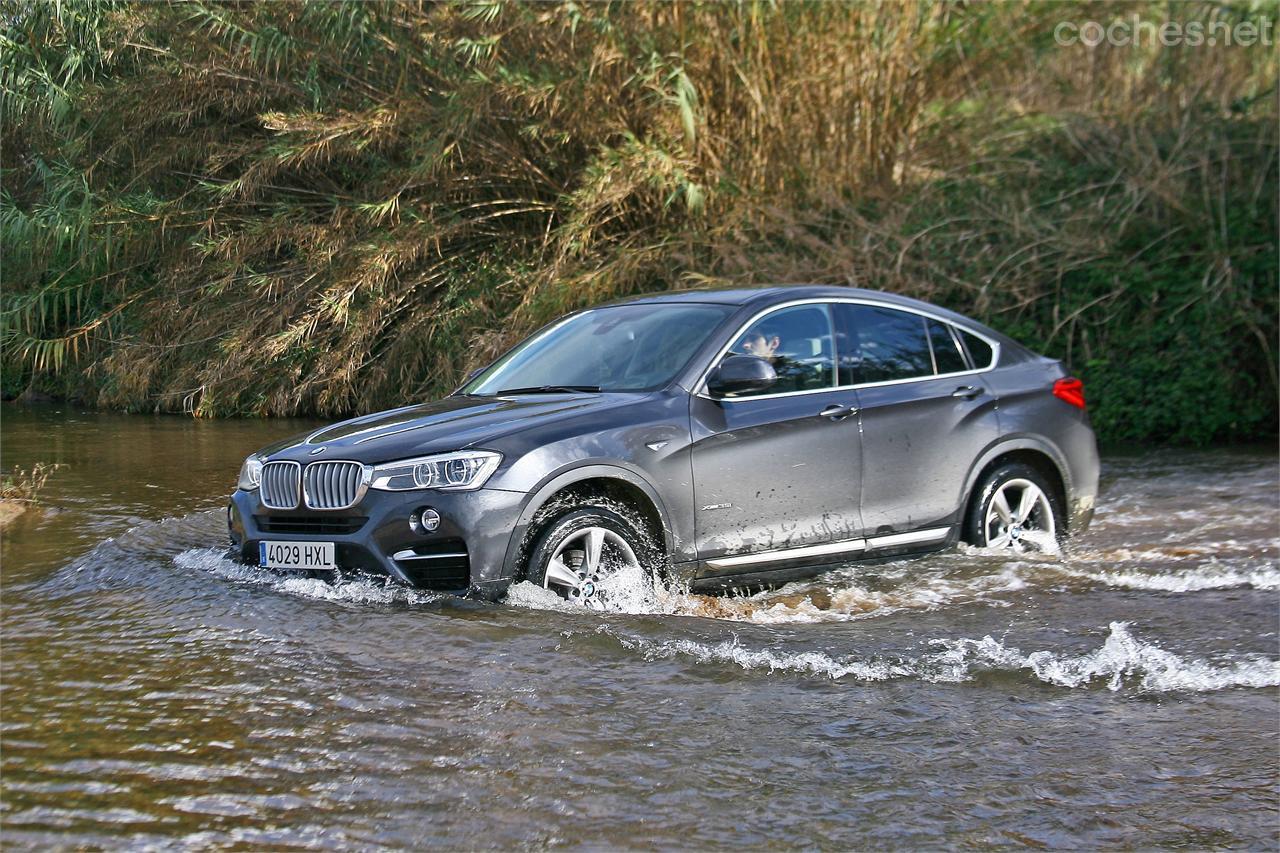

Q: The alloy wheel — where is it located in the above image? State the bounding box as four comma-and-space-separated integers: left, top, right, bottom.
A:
540, 525, 641, 608
983, 478, 1057, 553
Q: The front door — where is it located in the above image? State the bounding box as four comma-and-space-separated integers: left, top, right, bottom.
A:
689, 303, 865, 576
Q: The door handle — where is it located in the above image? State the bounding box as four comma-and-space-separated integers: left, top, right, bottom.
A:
952, 385, 982, 399
820, 404, 857, 421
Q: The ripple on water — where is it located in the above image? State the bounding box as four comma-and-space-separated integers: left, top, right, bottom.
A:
7, 411, 1279, 849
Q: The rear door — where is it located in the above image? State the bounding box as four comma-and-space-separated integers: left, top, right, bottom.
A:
833, 303, 1000, 541
689, 303, 865, 574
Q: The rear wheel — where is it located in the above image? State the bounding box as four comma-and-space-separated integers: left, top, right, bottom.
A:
964, 462, 1063, 554
525, 506, 653, 608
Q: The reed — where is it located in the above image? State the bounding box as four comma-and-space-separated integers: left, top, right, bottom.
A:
1, 463, 60, 503
2, 0, 1275, 443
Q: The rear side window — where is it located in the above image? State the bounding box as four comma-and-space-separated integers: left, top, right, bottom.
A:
927, 320, 968, 374
958, 328, 995, 369
834, 304, 933, 384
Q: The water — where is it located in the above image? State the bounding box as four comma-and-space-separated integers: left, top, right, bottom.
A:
2, 405, 1277, 848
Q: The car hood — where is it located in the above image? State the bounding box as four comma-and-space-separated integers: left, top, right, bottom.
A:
256, 393, 642, 465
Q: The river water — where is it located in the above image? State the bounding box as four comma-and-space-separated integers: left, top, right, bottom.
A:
1, 405, 1277, 849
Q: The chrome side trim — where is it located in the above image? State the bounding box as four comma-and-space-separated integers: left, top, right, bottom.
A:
704, 538, 867, 571
392, 549, 468, 561
703, 526, 952, 571
865, 527, 950, 549
695, 297, 1001, 402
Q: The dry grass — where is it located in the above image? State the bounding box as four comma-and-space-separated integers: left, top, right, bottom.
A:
2, 0, 1276, 442
1, 463, 61, 503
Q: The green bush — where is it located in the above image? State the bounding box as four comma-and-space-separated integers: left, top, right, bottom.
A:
1, 0, 1275, 445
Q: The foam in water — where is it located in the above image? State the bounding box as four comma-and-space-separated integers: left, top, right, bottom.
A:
507, 558, 1034, 624
506, 547, 1279, 625
174, 548, 443, 606
1061, 560, 1280, 592
599, 622, 1280, 693
608, 630, 917, 681
505, 564, 686, 616
928, 622, 1280, 691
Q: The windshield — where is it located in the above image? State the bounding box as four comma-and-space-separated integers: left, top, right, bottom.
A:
464, 303, 734, 395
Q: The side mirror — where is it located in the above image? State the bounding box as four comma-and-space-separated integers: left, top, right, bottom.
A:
707, 355, 777, 397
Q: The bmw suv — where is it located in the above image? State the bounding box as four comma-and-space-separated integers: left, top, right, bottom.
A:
228, 286, 1099, 605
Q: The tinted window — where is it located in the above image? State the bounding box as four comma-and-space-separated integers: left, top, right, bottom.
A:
719, 304, 835, 396
466, 303, 734, 394
958, 328, 994, 369
834, 305, 933, 384
927, 320, 968, 374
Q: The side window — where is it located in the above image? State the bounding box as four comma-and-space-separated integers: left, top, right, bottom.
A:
720, 304, 835, 396
958, 328, 995, 369
834, 304, 933, 384
927, 320, 968, 374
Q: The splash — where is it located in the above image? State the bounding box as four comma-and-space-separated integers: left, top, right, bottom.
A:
598, 622, 1280, 693
506, 568, 697, 616
607, 631, 916, 681
506, 560, 1034, 624
174, 548, 444, 606
929, 622, 1280, 691
1060, 561, 1280, 592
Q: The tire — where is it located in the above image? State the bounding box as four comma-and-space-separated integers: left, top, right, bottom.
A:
963, 462, 1064, 554
525, 505, 656, 608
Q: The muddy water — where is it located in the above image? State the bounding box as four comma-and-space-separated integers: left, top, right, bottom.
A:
1, 405, 1277, 848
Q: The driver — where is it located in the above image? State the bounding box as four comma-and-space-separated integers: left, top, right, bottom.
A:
737, 329, 781, 360
730, 324, 811, 392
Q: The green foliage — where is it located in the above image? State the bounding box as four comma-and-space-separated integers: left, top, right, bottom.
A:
0, 0, 1275, 445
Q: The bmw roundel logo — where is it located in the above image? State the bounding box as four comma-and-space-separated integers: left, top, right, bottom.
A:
308, 446, 326, 456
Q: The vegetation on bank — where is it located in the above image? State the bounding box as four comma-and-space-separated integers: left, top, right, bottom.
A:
1, 462, 59, 503
0, 462, 60, 527
2, 0, 1276, 444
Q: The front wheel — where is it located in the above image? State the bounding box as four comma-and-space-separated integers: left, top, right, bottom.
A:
525, 506, 654, 609
963, 463, 1063, 554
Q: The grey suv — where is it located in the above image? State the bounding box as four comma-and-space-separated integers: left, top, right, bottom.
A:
228, 286, 1099, 604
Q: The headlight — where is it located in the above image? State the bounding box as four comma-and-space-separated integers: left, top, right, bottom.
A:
369, 450, 502, 492
237, 455, 264, 491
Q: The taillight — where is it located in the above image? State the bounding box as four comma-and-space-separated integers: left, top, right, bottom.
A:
1053, 377, 1086, 409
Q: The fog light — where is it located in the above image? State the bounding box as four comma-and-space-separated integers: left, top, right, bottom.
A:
410, 507, 441, 534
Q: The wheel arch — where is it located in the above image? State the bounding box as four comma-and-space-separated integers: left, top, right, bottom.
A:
959, 438, 1072, 533
501, 463, 673, 578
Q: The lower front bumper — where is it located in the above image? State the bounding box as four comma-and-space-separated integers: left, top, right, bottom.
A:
228, 486, 527, 597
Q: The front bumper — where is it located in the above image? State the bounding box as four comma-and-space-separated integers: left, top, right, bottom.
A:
228, 486, 527, 598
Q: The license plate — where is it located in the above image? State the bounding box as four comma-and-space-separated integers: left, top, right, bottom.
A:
259, 540, 336, 571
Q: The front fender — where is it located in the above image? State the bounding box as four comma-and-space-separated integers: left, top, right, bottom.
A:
497, 461, 678, 577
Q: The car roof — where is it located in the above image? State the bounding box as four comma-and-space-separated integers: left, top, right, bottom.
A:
605, 284, 1027, 353
610, 284, 935, 310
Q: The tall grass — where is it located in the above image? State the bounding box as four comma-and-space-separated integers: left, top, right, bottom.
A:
2, 0, 1275, 443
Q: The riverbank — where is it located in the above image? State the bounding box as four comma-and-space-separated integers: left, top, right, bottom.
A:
3, 3, 1276, 445
0, 500, 27, 528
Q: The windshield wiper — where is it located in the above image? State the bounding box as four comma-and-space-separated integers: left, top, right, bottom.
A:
493, 385, 602, 395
